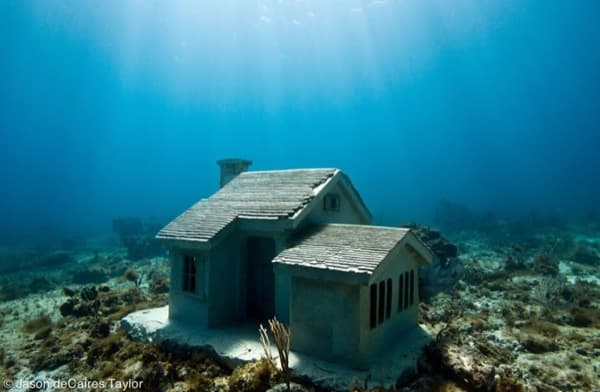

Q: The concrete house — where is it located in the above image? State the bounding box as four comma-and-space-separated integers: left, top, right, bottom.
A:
156, 159, 433, 368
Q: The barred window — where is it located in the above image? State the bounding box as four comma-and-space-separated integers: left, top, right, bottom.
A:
183, 255, 196, 293
404, 271, 409, 309
370, 284, 377, 329
386, 279, 392, 319
398, 274, 404, 312
410, 270, 415, 305
378, 281, 385, 324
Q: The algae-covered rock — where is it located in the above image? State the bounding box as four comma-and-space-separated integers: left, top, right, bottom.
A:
229, 359, 276, 392
518, 333, 558, 354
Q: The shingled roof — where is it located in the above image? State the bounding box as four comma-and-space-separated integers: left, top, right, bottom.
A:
156, 168, 339, 243
273, 224, 416, 274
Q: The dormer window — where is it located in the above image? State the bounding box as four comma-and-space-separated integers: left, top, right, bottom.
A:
323, 193, 340, 212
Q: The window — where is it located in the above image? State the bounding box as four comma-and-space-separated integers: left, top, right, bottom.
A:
386, 279, 392, 319
372, 278, 394, 328
370, 284, 377, 329
378, 282, 385, 324
404, 271, 409, 309
398, 274, 404, 312
323, 193, 340, 212
410, 270, 415, 305
183, 255, 197, 293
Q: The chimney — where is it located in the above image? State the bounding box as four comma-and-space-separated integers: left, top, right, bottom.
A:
217, 158, 252, 188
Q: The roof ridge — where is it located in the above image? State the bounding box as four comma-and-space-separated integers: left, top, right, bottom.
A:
239, 168, 339, 174
322, 223, 411, 232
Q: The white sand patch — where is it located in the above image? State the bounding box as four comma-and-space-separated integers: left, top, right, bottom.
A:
122, 306, 432, 390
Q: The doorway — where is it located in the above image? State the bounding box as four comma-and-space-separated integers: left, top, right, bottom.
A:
246, 236, 276, 321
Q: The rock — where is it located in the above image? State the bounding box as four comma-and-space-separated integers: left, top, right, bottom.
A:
80, 286, 98, 301
91, 319, 111, 338
229, 359, 275, 392
59, 287, 100, 317
267, 382, 307, 392
149, 276, 169, 294
63, 286, 76, 297
400, 224, 459, 267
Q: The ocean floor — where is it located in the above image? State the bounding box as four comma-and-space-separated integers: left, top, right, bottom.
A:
0, 222, 599, 391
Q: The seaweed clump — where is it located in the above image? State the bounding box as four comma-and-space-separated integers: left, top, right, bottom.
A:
229, 359, 276, 392
22, 314, 53, 336
531, 252, 559, 277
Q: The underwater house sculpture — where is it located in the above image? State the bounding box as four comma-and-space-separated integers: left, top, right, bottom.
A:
156, 159, 433, 368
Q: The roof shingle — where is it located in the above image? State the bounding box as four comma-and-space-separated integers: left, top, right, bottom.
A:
156, 168, 337, 242
273, 224, 410, 274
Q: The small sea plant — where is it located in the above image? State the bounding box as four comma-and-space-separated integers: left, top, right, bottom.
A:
259, 317, 291, 391
259, 323, 275, 369
532, 277, 564, 308
270, 318, 291, 391
123, 268, 142, 287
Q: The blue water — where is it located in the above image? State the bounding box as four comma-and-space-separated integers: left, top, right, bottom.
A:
1, 0, 599, 237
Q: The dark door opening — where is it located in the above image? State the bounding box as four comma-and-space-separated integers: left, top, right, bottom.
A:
246, 236, 276, 321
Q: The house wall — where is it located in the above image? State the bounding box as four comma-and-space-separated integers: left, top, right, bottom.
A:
358, 243, 421, 364
306, 182, 369, 226
274, 183, 369, 325
289, 276, 362, 366
169, 225, 291, 328
168, 249, 209, 326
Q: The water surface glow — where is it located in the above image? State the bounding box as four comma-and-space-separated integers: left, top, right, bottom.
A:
1, 0, 599, 233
